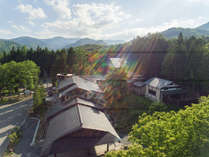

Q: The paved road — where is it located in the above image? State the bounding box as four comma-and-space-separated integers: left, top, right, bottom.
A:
0, 98, 33, 156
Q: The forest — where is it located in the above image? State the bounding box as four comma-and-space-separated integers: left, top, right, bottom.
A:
0, 33, 208, 96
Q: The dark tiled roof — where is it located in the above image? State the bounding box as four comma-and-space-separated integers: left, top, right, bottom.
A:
82, 75, 106, 83
46, 98, 103, 120
133, 81, 146, 87
42, 103, 120, 156
145, 77, 173, 89
58, 76, 103, 93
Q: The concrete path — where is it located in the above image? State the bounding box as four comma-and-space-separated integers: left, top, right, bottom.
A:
11, 118, 41, 157
0, 98, 33, 157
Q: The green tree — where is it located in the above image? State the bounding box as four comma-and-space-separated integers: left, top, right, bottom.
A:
32, 85, 46, 115
104, 68, 128, 107
67, 47, 76, 73
0, 61, 40, 95
106, 96, 209, 157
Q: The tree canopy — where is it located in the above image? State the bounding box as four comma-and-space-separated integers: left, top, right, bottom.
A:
0, 60, 40, 94
104, 68, 128, 107
106, 96, 209, 157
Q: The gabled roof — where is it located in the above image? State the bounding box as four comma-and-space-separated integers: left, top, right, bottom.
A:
145, 77, 173, 89
46, 97, 103, 120
58, 85, 77, 98
58, 76, 103, 93
82, 75, 106, 83
161, 88, 185, 95
42, 102, 120, 156
133, 81, 146, 87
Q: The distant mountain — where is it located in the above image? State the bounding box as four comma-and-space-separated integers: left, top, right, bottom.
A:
196, 22, 209, 31
161, 21, 209, 39
0, 39, 20, 52
10, 36, 80, 50
65, 38, 106, 48
40, 37, 79, 50
0, 36, 123, 51
161, 27, 209, 39
11, 36, 47, 49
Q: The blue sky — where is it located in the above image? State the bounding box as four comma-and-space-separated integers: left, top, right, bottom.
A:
0, 0, 209, 40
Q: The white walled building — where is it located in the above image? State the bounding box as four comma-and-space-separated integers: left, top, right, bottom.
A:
145, 77, 175, 101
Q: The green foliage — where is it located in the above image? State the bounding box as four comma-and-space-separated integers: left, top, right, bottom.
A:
1, 33, 208, 96
0, 40, 20, 53
161, 34, 209, 94
32, 85, 47, 116
106, 144, 166, 157
0, 60, 40, 95
123, 95, 152, 109
50, 49, 69, 79
148, 101, 168, 114
107, 96, 209, 157
8, 127, 22, 152
161, 27, 209, 39
104, 68, 128, 107
71, 47, 92, 75
130, 34, 169, 78
112, 94, 152, 133
0, 96, 21, 105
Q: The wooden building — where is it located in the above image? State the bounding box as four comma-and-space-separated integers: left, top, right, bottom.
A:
145, 77, 183, 102
57, 75, 104, 105
131, 81, 146, 96
41, 98, 120, 157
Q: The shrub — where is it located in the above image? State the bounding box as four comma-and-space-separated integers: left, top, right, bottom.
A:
148, 101, 168, 114
7, 127, 22, 152
32, 85, 47, 117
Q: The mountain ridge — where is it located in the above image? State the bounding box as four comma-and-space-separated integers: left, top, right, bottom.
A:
0, 36, 124, 50
196, 22, 209, 31
161, 22, 209, 38
1, 21, 209, 52
0, 39, 20, 52
64, 38, 107, 48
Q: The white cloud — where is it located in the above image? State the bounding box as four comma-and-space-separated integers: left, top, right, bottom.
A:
44, 0, 71, 19
41, 3, 131, 38
25, 0, 207, 41
17, 4, 47, 20
12, 24, 29, 32
12, 25, 25, 31
0, 29, 12, 36
159, 17, 208, 29
97, 17, 209, 40
41, 11, 207, 40
73, 3, 130, 27
187, 0, 209, 3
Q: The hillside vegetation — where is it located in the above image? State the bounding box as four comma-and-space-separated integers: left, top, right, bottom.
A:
0, 40, 20, 52
0, 33, 208, 95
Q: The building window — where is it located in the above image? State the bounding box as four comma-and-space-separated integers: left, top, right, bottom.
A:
148, 89, 156, 96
